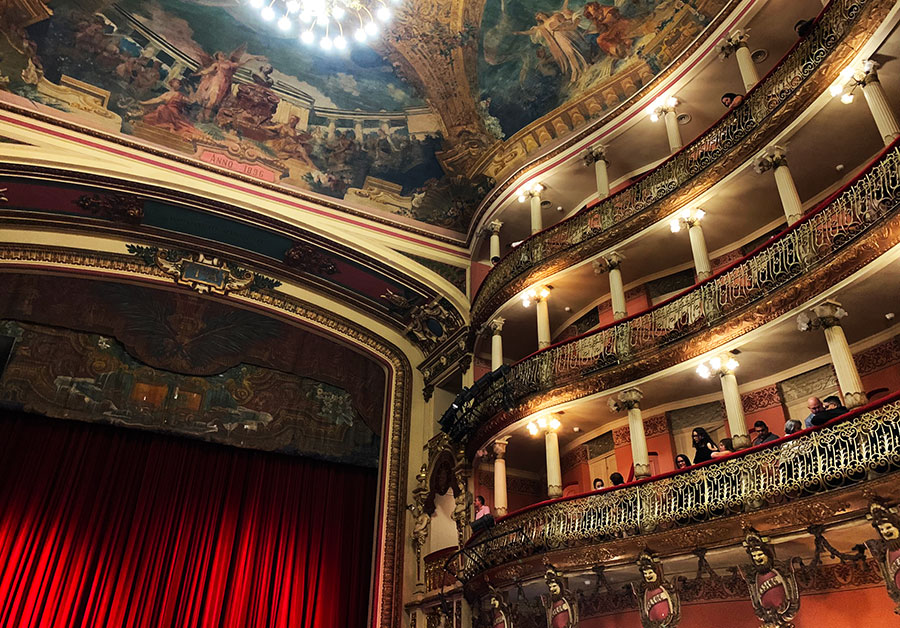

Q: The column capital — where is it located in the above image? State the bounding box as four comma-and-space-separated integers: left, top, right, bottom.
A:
489, 317, 506, 334
797, 300, 848, 331
753, 145, 788, 173
608, 387, 643, 411
492, 437, 509, 458
487, 219, 503, 234
517, 182, 544, 202
716, 29, 751, 59
582, 144, 608, 166
592, 252, 625, 274
859, 59, 881, 86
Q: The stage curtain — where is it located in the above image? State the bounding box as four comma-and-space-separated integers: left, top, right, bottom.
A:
0, 411, 376, 628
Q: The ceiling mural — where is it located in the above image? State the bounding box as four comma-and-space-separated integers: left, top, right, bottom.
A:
478, 0, 720, 137
0, 0, 728, 234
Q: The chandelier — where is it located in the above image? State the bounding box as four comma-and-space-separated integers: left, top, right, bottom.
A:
246, 0, 397, 51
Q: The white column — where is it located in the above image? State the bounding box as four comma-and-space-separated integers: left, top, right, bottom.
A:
688, 222, 712, 280
664, 109, 683, 153
755, 146, 802, 224
607, 256, 627, 320
799, 301, 867, 409
824, 324, 867, 409
861, 66, 900, 146
493, 438, 509, 516
720, 371, 749, 449
530, 192, 543, 234
545, 430, 562, 498
462, 359, 474, 388
621, 388, 650, 479
735, 44, 759, 92
585, 145, 610, 200
490, 318, 505, 371
536, 297, 551, 349
488, 220, 503, 264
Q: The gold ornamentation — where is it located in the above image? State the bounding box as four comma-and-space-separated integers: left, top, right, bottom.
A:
742, 385, 782, 415
739, 527, 800, 628
76, 192, 144, 224
632, 549, 680, 628
864, 499, 900, 614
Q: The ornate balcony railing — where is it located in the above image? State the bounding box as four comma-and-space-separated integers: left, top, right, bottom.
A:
442, 141, 900, 445
471, 0, 888, 331
456, 393, 900, 581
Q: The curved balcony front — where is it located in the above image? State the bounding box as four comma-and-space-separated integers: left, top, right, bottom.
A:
469, 0, 894, 334
443, 140, 900, 448
457, 391, 900, 586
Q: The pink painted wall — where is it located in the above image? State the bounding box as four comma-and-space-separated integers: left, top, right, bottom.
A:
470, 262, 491, 298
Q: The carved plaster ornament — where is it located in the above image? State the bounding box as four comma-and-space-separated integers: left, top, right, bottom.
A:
76, 192, 144, 224
739, 527, 800, 628
486, 585, 513, 628
153, 250, 255, 295
864, 499, 900, 613
631, 549, 681, 628
542, 563, 578, 628
408, 464, 431, 584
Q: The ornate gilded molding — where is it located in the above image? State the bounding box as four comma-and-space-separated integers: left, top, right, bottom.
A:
741, 385, 783, 415
75, 192, 143, 225
469, 0, 895, 330
0, 243, 413, 628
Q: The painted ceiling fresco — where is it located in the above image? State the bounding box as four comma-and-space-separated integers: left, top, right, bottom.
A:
0, 0, 727, 233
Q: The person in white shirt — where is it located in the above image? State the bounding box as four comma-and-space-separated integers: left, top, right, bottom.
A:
471, 495, 494, 533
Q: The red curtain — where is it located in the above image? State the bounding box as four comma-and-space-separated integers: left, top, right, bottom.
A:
0, 411, 376, 628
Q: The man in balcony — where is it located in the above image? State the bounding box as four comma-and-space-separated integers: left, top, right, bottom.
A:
810, 396, 849, 427
470, 495, 494, 533
751, 421, 779, 447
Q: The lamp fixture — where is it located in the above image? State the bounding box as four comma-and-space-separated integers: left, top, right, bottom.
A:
647, 95, 679, 122
527, 414, 561, 436
696, 354, 739, 379
517, 182, 544, 203
244, 0, 398, 51
669, 207, 706, 232
829, 59, 879, 104
521, 286, 550, 308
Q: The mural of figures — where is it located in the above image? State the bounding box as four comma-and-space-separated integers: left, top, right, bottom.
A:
478, 0, 726, 137
0, 0, 489, 232
631, 549, 681, 628
0, 320, 380, 466
865, 499, 900, 613
542, 564, 578, 628
739, 527, 800, 628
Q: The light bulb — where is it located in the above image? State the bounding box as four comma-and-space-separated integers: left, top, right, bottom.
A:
549, 417, 561, 430
331, 5, 346, 19
377, 5, 391, 21
669, 220, 681, 233
726, 358, 739, 372
679, 208, 691, 219
532, 183, 543, 194
666, 96, 678, 108
518, 194, 526, 203
693, 208, 705, 221
299, 10, 313, 22
334, 35, 347, 49
354, 28, 367, 41
696, 364, 711, 379
249, 0, 264, 7
261, 6, 275, 20
527, 422, 538, 436
285, 0, 301, 12
364, 21, 378, 36
301, 29, 315, 44
277, 15, 292, 30
829, 83, 844, 97
841, 92, 854, 105
650, 113, 659, 123
539, 288, 550, 299
710, 356, 722, 371
320, 36, 333, 50
537, 417, 547, 429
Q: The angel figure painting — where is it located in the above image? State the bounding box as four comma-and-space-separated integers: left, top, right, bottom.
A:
478, 0, 728, 136
192, 46, 265, 121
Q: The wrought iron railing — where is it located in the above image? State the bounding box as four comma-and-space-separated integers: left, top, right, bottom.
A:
471, 0, 877, 329
457, 393, 900, 580
443, 141, 900, 444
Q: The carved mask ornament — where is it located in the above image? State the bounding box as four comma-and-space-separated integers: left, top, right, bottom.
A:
542, 564, 577, 628
632, 549, 680, 628
739, 528, 800, 628
865, 499, 900, 612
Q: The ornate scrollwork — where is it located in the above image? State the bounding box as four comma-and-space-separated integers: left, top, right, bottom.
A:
76, 192, 144, 224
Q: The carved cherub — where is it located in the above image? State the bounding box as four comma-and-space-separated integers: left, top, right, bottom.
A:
865, 499, 900, 614
739, 527, 800, 628
631, 549, 680, 627
541, 564, 578, 628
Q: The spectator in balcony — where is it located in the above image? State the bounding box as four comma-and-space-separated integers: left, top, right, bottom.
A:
784, 419, 803, 435
592, 477, 605, 490
721, 92, 744, 109
804, 396, 825, 428
794, 19, 815, 38
712, 438, 735, 458
810, 395, 849, 426
752, 420, 780, 446
691, 427, 718, 464
610, 472, 625, 486
470, 495, 494, 533
675, 454, 691, 470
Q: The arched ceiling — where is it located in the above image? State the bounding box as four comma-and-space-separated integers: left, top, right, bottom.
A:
0, 0, 732, 236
